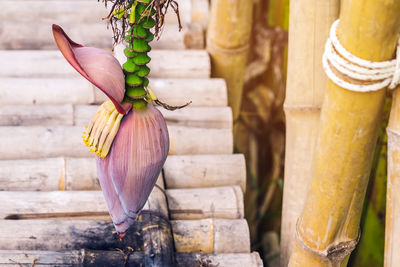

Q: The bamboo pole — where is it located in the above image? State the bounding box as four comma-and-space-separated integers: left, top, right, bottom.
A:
385, 89, 400, 266
0, 77, 227, 107
351, 97, 390, 266
0, 126, 232, 159
0, 219, 250, 253
0, 104, 232, 128
0, 187, 244, 220
281, 0, 339, 265
0, 155, 246, 192
206, 0, 253, 122
0, 50, 210, 79
289, 1, 400, 266
0, 250, 263, 267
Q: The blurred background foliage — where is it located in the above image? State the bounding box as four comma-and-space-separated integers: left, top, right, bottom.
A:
233, 0, 288, 266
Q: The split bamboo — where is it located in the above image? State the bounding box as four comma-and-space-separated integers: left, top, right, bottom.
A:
0, 126, 232, 159
0, 187, 244, 220
0, 104, 232, 129
1, 0, 208, 27
0, 251, 263, 267
0, 22, 204, 50
281, 0, 339, 265
0, 50, 210, 78
0, 77, 227, 107
206, 0, 253, 122
289, 1, 400, 266
0, 219, 250, 253
74, 105, 232, 129
0, 155, 246, 192
385, 89, 400, 266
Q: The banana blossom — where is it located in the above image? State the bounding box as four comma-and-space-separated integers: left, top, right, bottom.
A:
52, 25, 169, 236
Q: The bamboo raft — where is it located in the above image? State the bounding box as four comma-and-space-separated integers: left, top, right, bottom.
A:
0, 0, 262, 266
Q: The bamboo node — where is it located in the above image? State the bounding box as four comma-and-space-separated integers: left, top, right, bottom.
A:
323, 20, 400, 92
295, 219, 361, 263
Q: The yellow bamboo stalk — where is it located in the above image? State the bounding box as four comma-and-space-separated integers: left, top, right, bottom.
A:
385, 89, 400, 266
206, 0, 253, 122
281, 1, 339, 265
289, 1, 400, 266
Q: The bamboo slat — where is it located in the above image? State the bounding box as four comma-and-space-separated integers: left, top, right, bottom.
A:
74, 105, 232, 129
289, 1, 400, 266
0, 104, 73, 126
176, 252, 262, 267
0, 126, 232, 160
0, 78, 227, 107
0, 155, 246, 192
281, 0, 339, 265
0, 251, 262, 267
0, 187, 244, 220
0, 50, 210, 78
0, 105, 232, 129
385, 89, 400, 266
1, 0, 204, 27
0, 22, 203, 50
0, 219, 250, 253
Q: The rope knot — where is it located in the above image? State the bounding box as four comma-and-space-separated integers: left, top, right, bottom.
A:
323, 19, 400, 92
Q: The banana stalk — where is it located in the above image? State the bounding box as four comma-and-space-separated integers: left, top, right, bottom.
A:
289, 0, 400, 266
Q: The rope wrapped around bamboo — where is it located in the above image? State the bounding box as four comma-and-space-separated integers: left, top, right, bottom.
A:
289, 0, 400, 265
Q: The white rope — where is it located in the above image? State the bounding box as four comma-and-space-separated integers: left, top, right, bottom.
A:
322, 19, 400, 92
